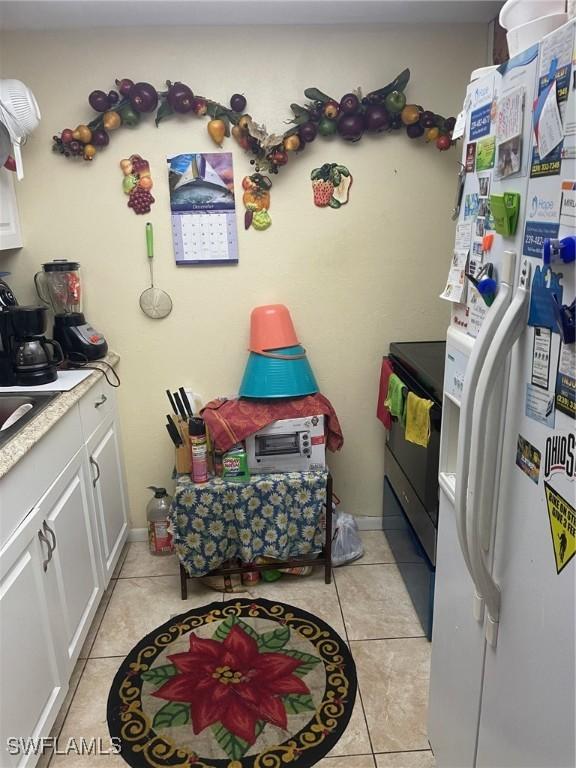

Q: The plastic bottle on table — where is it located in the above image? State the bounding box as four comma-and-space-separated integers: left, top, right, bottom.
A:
146, 486, 174, 555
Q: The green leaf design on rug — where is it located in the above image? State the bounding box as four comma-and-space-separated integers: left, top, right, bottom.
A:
257, 626, 290, 651
152, 701, 190, 730
283, 693, 316, 714
212, 721, 264, 760
283, 650, 322, 677
141, 664, 177, 686
213, 615, 259, 643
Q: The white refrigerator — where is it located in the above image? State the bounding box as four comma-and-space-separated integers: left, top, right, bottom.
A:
429, 19, 576, 768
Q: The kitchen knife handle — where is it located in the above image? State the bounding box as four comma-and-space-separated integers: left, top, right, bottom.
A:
166, 389, 178, 415
179, 387, 193, 417
173, 391, 187, 421
166, 423, 181, 446
166, 414, 182, 444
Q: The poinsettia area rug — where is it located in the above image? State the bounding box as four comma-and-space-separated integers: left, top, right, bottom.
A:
107, 598, 356, 768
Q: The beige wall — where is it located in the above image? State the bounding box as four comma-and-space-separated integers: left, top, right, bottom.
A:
0, 24, 485, 527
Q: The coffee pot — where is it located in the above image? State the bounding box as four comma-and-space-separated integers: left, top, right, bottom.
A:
0, 305, 63, 386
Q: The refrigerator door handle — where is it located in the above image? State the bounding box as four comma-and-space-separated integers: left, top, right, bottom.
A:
454, 250, 517, 614
468, 259, 532, 647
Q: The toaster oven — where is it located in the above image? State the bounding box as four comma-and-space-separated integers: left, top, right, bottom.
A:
246, 415, 326, 473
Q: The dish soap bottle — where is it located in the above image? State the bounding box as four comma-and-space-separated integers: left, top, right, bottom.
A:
146, 486, 174, 555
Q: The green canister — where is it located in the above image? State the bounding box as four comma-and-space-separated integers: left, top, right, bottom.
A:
222, 444, 250, 483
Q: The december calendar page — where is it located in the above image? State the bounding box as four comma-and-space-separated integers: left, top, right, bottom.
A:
167, 152, 239, 266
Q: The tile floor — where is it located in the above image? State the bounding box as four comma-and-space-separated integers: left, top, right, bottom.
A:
43, 529, 435, 768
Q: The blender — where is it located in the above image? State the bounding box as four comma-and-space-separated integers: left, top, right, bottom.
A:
35, 260, 108, 361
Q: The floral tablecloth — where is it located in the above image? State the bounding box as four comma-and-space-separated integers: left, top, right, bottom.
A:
170, 471, 328, 577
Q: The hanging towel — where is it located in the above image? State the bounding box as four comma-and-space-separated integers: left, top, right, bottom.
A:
384, 374, 407, 426
405, 391, 434, 447
377, 357, 394, 429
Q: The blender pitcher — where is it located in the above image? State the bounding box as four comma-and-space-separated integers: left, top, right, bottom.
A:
34, 260, 82, 315
34, 260, 108, 361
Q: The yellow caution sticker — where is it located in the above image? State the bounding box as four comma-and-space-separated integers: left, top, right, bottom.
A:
544, 482, 576, 574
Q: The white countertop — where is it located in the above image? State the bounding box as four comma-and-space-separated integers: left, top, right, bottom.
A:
0, 353, 120, 479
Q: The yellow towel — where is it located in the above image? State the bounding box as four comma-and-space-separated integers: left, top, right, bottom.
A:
405, 392, 434, 447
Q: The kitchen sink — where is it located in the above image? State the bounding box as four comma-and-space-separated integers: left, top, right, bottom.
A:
0, 392, 59, 448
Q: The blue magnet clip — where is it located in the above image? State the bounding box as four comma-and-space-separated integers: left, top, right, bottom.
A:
466, 263, 497, 306
543, 235, 576, 266
551, 296, 575, 344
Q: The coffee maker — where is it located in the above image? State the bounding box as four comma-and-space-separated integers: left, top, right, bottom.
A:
0, 305, 64, 386
34, 260, 108, 361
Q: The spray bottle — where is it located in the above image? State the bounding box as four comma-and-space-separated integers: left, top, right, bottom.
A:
189, 417, 209, 483
146, 486, 174, 555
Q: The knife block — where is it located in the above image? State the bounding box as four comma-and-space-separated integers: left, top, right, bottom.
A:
175, 444, 191, 474
175, 420, 191, 475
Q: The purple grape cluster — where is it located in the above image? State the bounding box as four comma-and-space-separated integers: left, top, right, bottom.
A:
128, 188, 155, 214
52, 135, 82, 157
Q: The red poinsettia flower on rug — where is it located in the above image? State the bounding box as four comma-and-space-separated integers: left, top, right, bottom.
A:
152, 624, 311, 744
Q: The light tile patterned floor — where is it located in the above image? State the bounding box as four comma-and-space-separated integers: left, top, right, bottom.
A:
45, 529, 435, 767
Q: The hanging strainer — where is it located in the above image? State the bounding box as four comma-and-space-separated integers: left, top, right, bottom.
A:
139, 223, 173, 319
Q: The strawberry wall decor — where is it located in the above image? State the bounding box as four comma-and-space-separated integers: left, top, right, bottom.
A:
52, 69, 457, 176
311, 164, 352, 208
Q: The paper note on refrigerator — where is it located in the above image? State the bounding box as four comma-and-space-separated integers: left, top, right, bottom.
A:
497, 87, 524, 143
439, 249, 468, 303
538, 22, 575, 88
536, 83, 564, 160
467, 287, 488, 338
455, 222, 473, 251
525, 383, 555, 428
531, 326, 552, 389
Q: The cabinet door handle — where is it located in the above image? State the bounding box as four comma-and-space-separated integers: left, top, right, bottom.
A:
94, 394, 107, 409
38, 530, 53, 572
42, 520, 57, 553
90, 456, 101, 487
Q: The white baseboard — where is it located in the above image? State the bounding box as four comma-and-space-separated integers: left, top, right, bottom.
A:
128, 528, 148, 542
352, 516, 384, 531
128, 516, 385, 540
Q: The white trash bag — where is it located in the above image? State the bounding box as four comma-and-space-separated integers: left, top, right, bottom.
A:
331, 511, 364, 566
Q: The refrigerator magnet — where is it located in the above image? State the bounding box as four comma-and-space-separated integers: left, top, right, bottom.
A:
475, 136, 496, 172
470, 102, 492, 141
478, 175, 490, 198
555, 343, 576, 419
531, 327, 553, 389
527, 266, 564, 330
515, 434, 541, 484
543, 432, 576, 482
465, 143, 476, 172
544, 482, 575, 574
525, 383, 555, 428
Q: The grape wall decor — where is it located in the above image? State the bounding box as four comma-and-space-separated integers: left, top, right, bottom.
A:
52, 69, 457, 177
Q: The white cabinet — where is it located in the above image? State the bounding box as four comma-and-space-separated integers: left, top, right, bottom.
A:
38, 451, 102, 677
87, 419, 129, 582
0, 167, 22, 250
0, 509, 67, 768
0, 374, 129, 767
